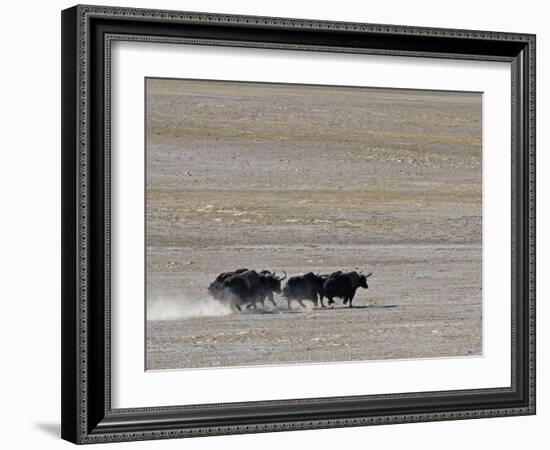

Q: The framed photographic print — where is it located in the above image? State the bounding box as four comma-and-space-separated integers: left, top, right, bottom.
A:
61, 5, 536, 444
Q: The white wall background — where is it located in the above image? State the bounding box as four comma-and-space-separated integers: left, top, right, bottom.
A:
0, 0, 545, 448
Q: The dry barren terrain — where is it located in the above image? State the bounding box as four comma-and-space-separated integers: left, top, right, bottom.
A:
145, 78, 482, 370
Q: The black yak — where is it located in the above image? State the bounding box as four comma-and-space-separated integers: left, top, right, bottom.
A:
323, 271, 372, 308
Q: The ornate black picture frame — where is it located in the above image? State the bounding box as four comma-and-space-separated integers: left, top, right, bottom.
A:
61, 4, 536, 444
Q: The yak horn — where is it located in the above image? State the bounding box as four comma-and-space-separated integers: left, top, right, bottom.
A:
277, 271, 287, 281
365, 272, 373, 278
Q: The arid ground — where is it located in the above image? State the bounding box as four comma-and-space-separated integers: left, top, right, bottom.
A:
145, 78, 482, 370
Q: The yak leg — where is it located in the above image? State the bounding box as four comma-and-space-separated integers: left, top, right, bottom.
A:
310, 291, 319, 308
287, 298, 292, 310
297, 299, 306, 308
229, 297, 242, 312
327, 297, 335, 307
348, 292, 356, 308
318, 293, 326, 308
268, 292, 277, 307
244, 300, 257, 310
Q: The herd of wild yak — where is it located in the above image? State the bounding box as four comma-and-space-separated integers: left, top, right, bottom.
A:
208, 269, 373, 312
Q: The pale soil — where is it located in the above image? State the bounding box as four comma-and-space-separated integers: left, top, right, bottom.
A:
145, 78, 482, 370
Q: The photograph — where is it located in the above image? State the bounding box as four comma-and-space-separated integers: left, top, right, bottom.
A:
145, 78, 483, 370
57, 3, 536, 444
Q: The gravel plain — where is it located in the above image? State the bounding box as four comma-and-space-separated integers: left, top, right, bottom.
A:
145, 78, 482, 370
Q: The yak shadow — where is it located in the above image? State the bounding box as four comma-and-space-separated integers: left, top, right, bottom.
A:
313, 304, 398, 310
240, 308, 302, 315
237, 304, 398, 314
